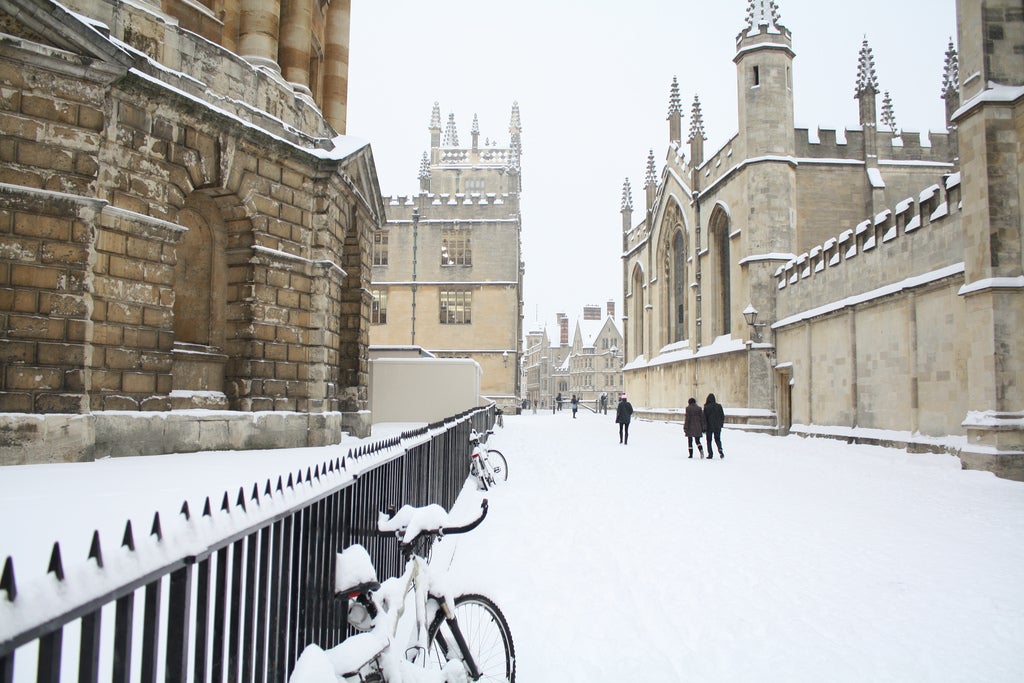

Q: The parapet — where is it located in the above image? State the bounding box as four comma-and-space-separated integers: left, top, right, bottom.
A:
775, 171, 962, 294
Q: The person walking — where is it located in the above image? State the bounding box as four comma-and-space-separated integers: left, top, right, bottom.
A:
704, 393, 725, 458
684, 397, 706, 458
615, 393, 634, 444
571, 394, 579, 418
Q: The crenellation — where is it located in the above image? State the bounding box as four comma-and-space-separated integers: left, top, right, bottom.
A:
774, 176, 963, 309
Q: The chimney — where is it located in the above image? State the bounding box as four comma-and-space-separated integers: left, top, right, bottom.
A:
607, 300, 615, 318
583, 305, 601, 321
557, 314, 568, 345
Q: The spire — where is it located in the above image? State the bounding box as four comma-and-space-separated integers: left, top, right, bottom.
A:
430, 102, 442, 149
418, 152, 430, 192
941, 38, 960, 133
880, 91, 898, 134
744, 0, 782, 35
471, 114, 480, 151
644, 150, 657, 189
688, 94, 706, 142
442, 113, 459, 147
855, 37, 879, 97
418, 152, 430, 180
509, 101, 522, 134
941, 38, 959, 99
621, 178, 633, 212
667, 76, 682, 119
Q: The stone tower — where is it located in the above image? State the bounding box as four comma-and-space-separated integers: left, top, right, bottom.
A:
370, 103, 525, 413
731, 0, 797, 328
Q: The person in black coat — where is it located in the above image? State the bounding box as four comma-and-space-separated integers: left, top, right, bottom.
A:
683, 397, 706, 458
703, 393, 725, 458
615, 394, 634, 444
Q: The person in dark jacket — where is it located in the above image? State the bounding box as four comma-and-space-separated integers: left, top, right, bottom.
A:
615, 394, 634, 444
571, 394, 579, 418
703, 393, 725, 458
683, 397, 706, 458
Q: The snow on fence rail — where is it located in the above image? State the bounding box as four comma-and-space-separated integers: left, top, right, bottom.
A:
0, 405, 494, 683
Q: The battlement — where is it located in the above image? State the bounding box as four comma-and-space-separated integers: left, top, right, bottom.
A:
775, 172, 963, 312
436, 148, 515, 166
382, 192, 519, 223
796, 127, 956, 163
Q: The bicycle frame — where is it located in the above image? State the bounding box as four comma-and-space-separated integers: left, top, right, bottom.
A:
332, 502, 491, 681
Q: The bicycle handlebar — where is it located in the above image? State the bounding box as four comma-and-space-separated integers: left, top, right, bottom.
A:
378, 499, 489, 546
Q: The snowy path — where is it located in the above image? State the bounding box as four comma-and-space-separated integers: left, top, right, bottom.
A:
439, 411, 1024, 682
2, 411, 1023, 681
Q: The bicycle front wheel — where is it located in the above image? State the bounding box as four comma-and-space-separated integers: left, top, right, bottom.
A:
427, 593, 515, 682
487, 449, 509, 482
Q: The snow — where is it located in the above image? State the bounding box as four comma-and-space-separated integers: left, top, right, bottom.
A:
3, 415, 1024, 681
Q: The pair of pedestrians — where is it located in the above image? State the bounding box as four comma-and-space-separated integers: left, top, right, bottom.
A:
684, 394, 725, 459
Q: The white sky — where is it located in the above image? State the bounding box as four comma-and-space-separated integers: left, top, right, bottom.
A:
346, 0, 957, 340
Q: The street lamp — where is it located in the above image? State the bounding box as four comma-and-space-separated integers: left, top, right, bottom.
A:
743, 304, 767, 342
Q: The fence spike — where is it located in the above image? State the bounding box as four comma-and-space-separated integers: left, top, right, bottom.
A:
122, 520, 135, 551
48, 543, 65, 581
202, 497, 213, 517
180, 500, 191, 521
327, 460, 334, 473
151, 512, 163, 541
286, 473, 294, 489
313, 465, 320, 480
341, 454, 347, 471
251, 483, 260, 504
305, 467, 312, 483
2, 556, 16, 601
236, 487, 246, 512
276, 475, 284, 493
88, 531, 104, 568
221, 492, 230, 512
264, 479, 273, 497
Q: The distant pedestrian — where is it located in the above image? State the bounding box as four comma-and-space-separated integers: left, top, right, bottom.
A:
615, 393, 634, 444
571, 394, 579, 418
556, 392, 563, 411
704, 393, 725, 458
684, 397, 706, 458
600, 392, 608, 414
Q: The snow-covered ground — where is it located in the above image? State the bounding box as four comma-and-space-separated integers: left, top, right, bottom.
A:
3, 411, 1024, 681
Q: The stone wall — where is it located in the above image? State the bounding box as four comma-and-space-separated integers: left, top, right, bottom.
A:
0, 0, 381, 463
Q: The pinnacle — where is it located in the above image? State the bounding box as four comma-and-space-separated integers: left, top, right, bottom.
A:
855, 37, 879, 97
941, 38, 959, 99
688, 94, 707, 142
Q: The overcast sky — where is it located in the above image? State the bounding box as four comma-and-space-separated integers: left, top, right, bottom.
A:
346, 0, 957, 342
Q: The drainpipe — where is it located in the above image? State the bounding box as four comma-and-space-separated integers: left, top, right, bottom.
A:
411, 207, 419, 346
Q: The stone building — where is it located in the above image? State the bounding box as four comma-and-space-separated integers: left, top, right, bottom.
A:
0, 0, 384, 464
523, 303, 622, 411
620, 0, 1023, 479
369, 104, 524, 414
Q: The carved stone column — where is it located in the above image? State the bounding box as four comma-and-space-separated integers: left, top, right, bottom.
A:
238, 0, 282, 71
280, 0, 313, 95
323, 0, 351, 134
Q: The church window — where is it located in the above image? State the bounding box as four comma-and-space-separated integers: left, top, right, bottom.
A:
465, 179, 485, 193
753, 65, 760, 86
441, 232, 471, 266
372, 231, 389, 266
440, 289, 472, 324
370, 289, 388, 324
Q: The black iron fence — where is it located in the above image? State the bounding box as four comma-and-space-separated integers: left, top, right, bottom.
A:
0, 406, 493, 683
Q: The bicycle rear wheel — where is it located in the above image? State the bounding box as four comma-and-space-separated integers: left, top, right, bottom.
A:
487, 449, 509, 482
427, 593, 515, 682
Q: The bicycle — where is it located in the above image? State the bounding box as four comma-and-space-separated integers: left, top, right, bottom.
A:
469, 429, 508, 491
329, 499, 516, 682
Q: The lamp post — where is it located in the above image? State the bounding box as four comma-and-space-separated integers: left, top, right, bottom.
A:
743, 304, 767, 343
